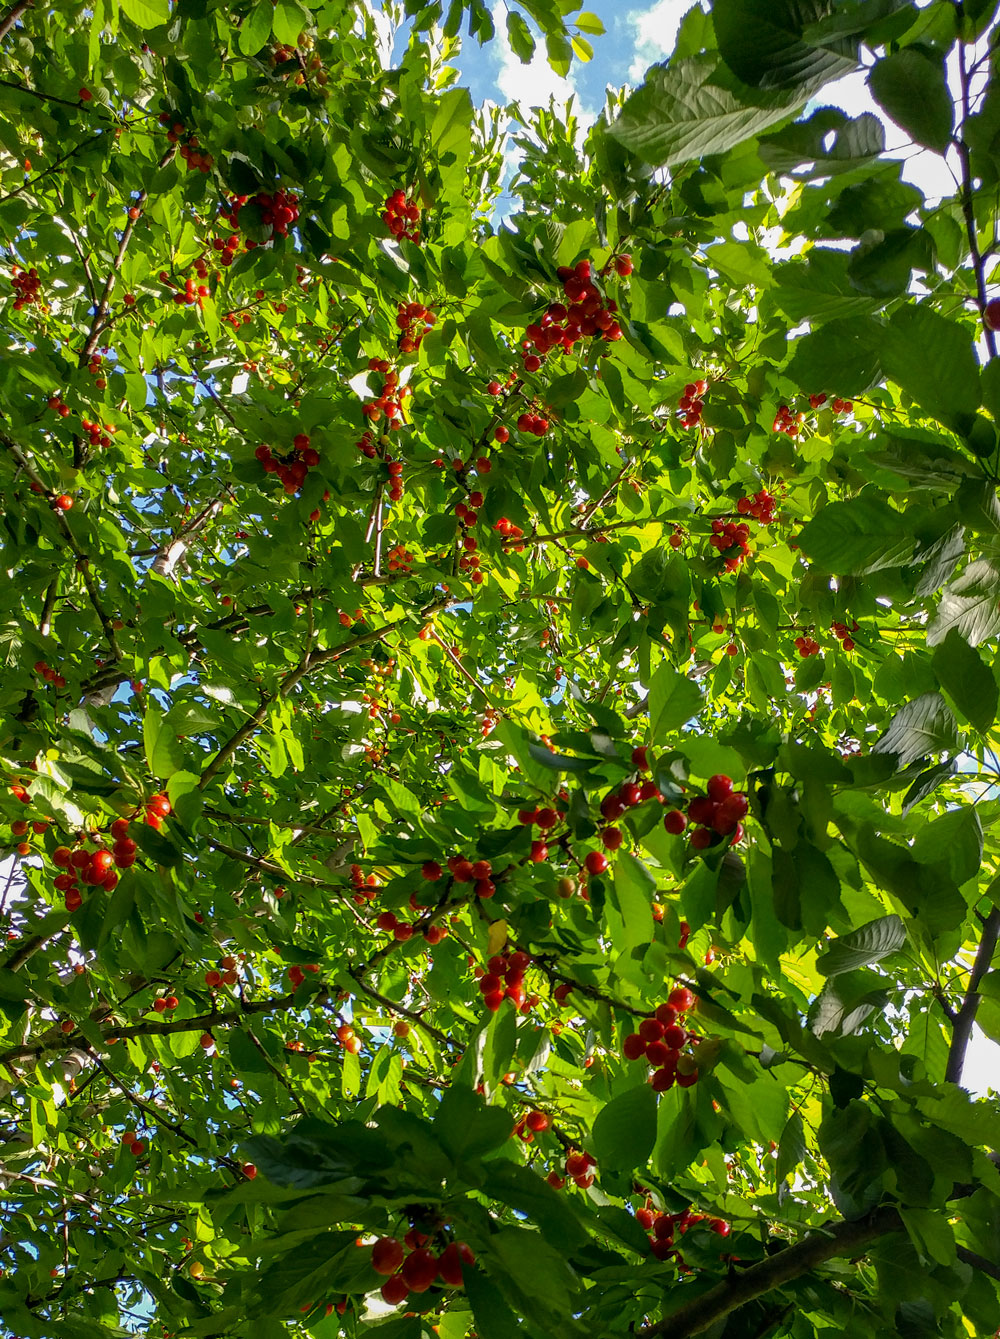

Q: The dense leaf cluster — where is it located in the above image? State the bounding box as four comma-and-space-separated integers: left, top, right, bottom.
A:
1, 1, 999, 1337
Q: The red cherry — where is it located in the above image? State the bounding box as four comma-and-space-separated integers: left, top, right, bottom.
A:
668, 986, 695, 1013
401, 1247, 438, 1293
601, 825, 623, 850
985, 298, 1000, 332
584, 850, 608, 875
706, 774, 733, 803
380, 1274, 410, 1306
663, 809, 686, 835
623, 1033, 646, 1061
371, 1237, 404, 1275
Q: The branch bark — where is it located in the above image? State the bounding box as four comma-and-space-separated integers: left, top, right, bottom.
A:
945, 903, 1000, 1085
637, 1208, 904, 1339
0, 0, 30, 42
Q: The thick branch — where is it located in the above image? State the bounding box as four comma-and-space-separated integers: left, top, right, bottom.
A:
957, 1245, 1000, 1282
638, 1208, 904, 1339
945, 904, 1000, 1085
0, 0, 30, 42
0, 993, 297, 1065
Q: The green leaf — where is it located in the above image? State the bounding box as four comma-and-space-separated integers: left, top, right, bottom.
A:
786, 316, 884, 397
435, 1085, 513, 1162
872, 693, 960, 767
575, 11, 605, 36
772, 248, 883, 325
713, 0, 859, 92
143, 702, 185, 779
482, 1162, 587, 1250
505, 11, 535, 62
481, 1002, 518, 1098
270, 0, 308, 46
776, 1110, 806, 1183
609, 849, 655, 954
795, 495, 914, 574
816, 915, 906, 977
931, 628, 999, 732
609, 54, 823, 169
927, 560, 1000, 648
649, 661, 703, 738
119, 0, 168, 26
911, 806, 982, 886
880, 306, 980, 422
238, 0, 272, 55
869, 49, 954, 153
592, 1082, 657, 1173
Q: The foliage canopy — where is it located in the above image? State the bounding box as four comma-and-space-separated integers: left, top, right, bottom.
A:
1, 1, 1000, 1337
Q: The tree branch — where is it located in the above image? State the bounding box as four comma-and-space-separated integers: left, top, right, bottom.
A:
945, 904, 1000, 1085
0, 993, 298, 1065
957, 1245, 1000, 1282
0, 0, 30, 42
637, 1208, 904, 1339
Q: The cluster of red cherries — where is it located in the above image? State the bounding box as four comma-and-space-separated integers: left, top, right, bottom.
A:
254, 433, 321, 495
50, 801, 168, 911
494, 516, 527, 549
772, 404, 805, 437
80, 415, 115, 449
517, 257, 622, 375
808, 392, 853, 415
552, 1148, 598, 1190
424, 853, 497, 899
709, 518, 752, 572
371, 1232, 475, 1305
395, 301, 435, 354
794, 633, 821, 658
622, 986, 699, 1091
33, 659, 67, 690
638, 1201, 731, 1262
662, 774, 748, 850
677, 380, 707, 429
158, 111, 213, 172
736, 488, 776, 523
386, 542, 415, 573
381, 189, 422, 244
474, 949, 535, 1013
362, 360, 404, 420
831, 619, 857, 652
11, 266, 41, 310
512, 1108, 551, 1143
220, 188, 300, 246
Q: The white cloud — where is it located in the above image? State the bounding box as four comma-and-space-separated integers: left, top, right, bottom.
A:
491, 3, 592, 122
625, 0, 703, 83
815, 68, 960, 203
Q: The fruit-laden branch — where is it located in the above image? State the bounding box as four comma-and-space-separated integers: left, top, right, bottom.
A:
0, 133, 104, 207
0, 429, 122, 660
945, 902, 1000, 1085
198, 598, 449, 787
0, 993, 298, 1065
638, 1207, 904, 1339
149, 493, 227, 580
